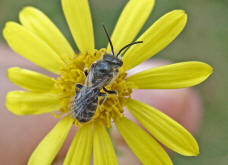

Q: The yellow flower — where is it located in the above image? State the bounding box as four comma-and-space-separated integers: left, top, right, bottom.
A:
3, 0, 213, 165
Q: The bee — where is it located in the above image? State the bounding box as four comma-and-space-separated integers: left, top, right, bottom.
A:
70, 25, 143, 123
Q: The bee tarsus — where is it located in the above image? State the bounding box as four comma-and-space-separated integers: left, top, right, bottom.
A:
103, 87, 117, 94
84, 70, 88, 77
98, 92, 107, 105
75, 83, 83, 93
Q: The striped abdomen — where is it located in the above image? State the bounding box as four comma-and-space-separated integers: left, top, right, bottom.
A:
73, 86, 99, 122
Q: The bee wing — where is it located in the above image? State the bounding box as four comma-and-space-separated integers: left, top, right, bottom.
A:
89, 76, 112, 89
63, 86, 100, 121
85, 64, 112, 88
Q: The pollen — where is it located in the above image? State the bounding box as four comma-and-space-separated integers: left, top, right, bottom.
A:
54, 49, 132, 127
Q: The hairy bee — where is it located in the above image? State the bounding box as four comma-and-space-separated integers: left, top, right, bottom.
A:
72, 84, 106, 122
70, 25, 143, 123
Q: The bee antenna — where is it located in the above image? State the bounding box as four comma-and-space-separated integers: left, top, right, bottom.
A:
116, 41, 143, 57
102, 24, 115, 56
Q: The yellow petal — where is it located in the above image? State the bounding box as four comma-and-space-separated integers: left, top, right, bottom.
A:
123, 10, 187, 70
6, 91, 62, 115
126, 62, 213, 89
62, 0, 94, 53
8, 67, 55, 92
115, 117, 173, 165
3, 22, 65, 74
126, 99, 199, 156
64, 124, 93, 165
19, 7, 75, 64
107, 0, 155, 53
93, 122, 118, 165
28, 117, 73, 165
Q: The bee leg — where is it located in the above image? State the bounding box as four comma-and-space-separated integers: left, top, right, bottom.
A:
99, 92, 107, 105
84, 69, 88, 77
75, 84, 83, 93
103, 87, 117, 95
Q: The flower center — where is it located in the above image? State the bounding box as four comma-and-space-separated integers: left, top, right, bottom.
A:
54, 49, 132, 127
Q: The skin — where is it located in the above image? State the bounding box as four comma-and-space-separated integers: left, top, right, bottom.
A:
0, 45, 202, 164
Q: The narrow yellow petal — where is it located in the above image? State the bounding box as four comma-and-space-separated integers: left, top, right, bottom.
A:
19, 7, 75, 63
64, 124, 93, 165
126, 99, 199, 156
28, 117, 73, 165
62, 0, 94, 53
123, 10, 187, 70
6, 91, 62, 115
93, 122, 118, 165
115, 117, 173, 165
126, 62, 213, 89
107, 0, 155, 53
3, 22, 65, 74
8, 67, 55, 92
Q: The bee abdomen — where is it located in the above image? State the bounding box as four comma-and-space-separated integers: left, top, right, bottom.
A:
73, 101, 98, 123
76, 111, 96, 122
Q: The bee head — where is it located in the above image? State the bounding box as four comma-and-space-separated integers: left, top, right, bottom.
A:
103, 54, 123, 67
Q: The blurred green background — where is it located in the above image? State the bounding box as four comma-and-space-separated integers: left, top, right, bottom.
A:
0, 0, 227, 164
